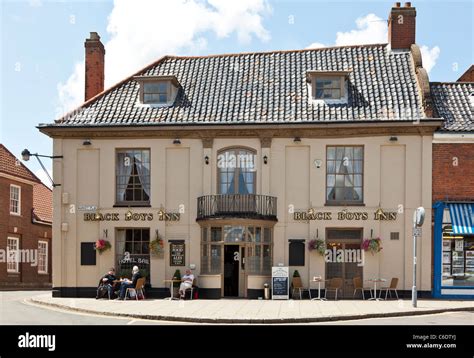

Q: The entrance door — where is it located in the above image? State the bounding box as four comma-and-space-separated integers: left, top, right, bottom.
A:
325, 229, 363, 299
224, 245, 240, 297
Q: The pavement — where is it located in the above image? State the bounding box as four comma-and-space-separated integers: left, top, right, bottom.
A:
28, 292, 474, 324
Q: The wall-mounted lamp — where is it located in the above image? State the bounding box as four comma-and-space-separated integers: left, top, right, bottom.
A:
204, 155, 209, 165
389, 136, 398, 142
314, 159, 322, 168
263, 155, 268, 164
21, 149, 63, 187
293, 137, 301, 143
173, 139, 181, 145
83, 139, 92, 146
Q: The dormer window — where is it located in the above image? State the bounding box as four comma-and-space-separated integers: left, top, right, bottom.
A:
307, 71, 350, 102
143, 82, 169, 104
134, 75, 180, 106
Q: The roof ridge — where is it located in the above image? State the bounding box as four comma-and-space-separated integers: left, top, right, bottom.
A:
0, 143, 42, 183
431, 82, 474, 85
165, 43, 389, 60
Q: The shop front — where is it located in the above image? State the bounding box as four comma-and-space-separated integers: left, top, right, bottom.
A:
433, 202, 474, 298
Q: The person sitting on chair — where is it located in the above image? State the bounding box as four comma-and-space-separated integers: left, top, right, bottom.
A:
96, 267, 118, 299
117, 266, 142, 300
179, 269, 194, 299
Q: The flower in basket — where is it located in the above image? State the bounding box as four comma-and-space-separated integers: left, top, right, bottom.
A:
150, 232, 165, 257
94, 239, 111, 254
361, 237, 383, 255
308, 238, 326, 256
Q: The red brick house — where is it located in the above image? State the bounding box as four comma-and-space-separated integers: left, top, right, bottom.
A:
430, 68, 474, 298
0, 144, 52, 289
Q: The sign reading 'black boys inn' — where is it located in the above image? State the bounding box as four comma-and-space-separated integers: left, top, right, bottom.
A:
293, 208, 398, 221
83, 210, 180, 222
170, 241, 185, 266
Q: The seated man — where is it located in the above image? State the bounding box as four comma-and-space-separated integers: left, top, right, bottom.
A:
179, 269, 194, 299
116, 266, 142, 300
96, 267, 118, 299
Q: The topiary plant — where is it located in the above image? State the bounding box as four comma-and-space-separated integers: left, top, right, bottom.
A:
293, 270, 300, 278
173, 269, 181, 288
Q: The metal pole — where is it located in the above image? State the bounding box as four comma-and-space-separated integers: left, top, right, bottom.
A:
412, 221, 417, 308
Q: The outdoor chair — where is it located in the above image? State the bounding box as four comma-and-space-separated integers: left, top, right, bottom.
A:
125, 277, 146, 301
324, 278, 343, 300
184, 278, 197, 300
379, 277, 399, 299
291, 276, 311, 299
352, 276, 373, 300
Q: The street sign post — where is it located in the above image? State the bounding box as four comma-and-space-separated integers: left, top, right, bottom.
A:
412, 207, 425, 308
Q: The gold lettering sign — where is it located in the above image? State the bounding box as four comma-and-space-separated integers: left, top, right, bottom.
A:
293, 209, 397, 221
83, 210, 181, 222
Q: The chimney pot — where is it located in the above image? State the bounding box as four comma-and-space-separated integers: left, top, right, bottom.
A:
84, 32, 105, 101
388, 3, 416, 50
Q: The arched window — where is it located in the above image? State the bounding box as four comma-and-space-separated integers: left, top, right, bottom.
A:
217, 148, 256, 194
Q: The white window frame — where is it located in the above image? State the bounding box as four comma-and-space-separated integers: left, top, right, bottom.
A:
9, 184, 21, 215
38, 240, 48, 274
7, 237, 19, 273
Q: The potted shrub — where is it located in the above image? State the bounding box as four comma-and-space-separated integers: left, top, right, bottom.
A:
172, 269, 181, 298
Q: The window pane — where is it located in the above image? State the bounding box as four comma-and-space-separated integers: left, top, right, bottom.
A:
327, 147, 336, 160
354, 160, 363, 173
211, 227, 221, 242
344, 175, 354, 187
327, 174, 335, 187
354, 147, 363, 159
354, 174, 362, 186
335, 175, 345, 187
335, 188, 344, 200
327, 160, 335, 173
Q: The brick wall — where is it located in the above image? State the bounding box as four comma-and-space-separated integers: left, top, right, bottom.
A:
457, 65, 474, 82
0, 177, 52, 288
432, 143, 474, 202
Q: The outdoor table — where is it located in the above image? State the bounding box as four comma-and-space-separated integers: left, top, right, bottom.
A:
163, 279, 181, 300
366, 278, 386, 301
311, 276, 328, 301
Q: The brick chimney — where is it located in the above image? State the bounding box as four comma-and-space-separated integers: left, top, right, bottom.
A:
388, 2, 416, 50
84, 32, 105, 101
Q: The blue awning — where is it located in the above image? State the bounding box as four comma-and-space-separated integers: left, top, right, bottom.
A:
448, 203, 474, 235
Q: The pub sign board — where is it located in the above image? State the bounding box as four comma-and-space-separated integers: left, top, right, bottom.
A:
170, 241, 185, 266
272, 266, 289, 300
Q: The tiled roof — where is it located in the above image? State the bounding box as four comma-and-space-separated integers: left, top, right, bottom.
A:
430, 82, 474, 132
47, 44, 429, 127
33, 183, 53, 224
0, 144, 41, 183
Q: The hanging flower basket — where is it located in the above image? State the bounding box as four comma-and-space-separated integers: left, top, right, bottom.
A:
308, 239, 326, 256
361, 237, 383, 255
150, 232, 165, 257
94, 239, 111, 254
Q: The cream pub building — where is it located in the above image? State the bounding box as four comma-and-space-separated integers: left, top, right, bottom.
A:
40, 3, 443, 299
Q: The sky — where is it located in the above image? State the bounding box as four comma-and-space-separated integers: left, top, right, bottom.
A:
1, 0, 473, 186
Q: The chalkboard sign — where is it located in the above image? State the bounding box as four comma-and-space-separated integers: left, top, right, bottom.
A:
272, 266, 289, 299
170, 241, 185, 266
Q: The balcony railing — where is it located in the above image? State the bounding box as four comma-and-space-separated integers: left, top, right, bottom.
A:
197, 194, 277, 221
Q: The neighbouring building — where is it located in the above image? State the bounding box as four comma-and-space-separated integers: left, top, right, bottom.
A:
40, 3, 443, 299
431, 66, 474, 299
0, 144, 53, 289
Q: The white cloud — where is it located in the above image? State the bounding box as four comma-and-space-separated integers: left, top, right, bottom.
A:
306, 42, 325, 49
57, 0, 271, 114
420, 45, 441, 74
35, 168, 53, 189
335, 13, 387, 46
306, 13, 440, 73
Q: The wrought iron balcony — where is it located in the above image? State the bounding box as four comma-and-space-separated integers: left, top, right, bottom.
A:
197, 194, 277, 221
